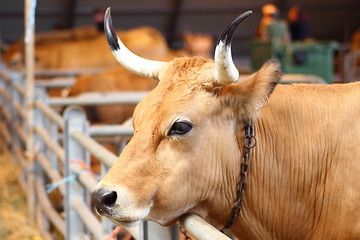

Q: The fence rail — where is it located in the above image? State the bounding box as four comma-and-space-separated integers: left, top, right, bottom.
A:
49, 91, 149, 106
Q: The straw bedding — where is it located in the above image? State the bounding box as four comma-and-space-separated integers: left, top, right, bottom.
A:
0, 151, 42, 240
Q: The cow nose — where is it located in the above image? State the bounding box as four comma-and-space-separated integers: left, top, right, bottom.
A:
91, 189, 117, 215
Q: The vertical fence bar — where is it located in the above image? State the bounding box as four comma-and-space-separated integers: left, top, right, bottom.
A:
24, 0, 37, 222
64, 106, 88, 239
10, 72, 22, 150
34, 86, 50, 234
18, 73, 28, 147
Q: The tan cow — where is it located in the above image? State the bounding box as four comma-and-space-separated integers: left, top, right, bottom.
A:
4, 24, 213, 71
3, 25, 171, 70
2, 25, 101, 68
92, 8, 360, 239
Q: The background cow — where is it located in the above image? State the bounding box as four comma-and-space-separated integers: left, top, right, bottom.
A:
3, 24, 213, 71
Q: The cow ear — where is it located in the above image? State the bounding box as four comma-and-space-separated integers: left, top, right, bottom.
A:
219, 59, 282, 115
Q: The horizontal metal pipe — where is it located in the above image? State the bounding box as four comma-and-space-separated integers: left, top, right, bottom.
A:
0, 106, 13, 123
14, 103, 27, 119
14, 146, 28, 173
0, 88, 11, 101
18, 177, 28, 195
14, 83, 26, 96
34, 68, 102, 77
0, 121, 12, 145
4, 91, 11, 102
0, 72, 11, 83
34, 101, 65, 129
36, 206, 54, 240
49, 92, 148, 106
71, 198, 104, 240
35, 77, 76, 88
37, 152, 65, 195
89, 125, 134, 137
70, 163, 98, 192
14, 122, 26, 144
71, 130, 117, 168
36, 180, 66, 236
178, 213, 231, 240
34, 125, 65, 161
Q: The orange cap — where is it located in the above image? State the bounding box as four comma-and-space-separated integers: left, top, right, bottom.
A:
262, 4, 278, 15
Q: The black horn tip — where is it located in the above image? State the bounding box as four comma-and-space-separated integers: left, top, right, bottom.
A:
217, 10, 253, 46
104, 7, 120, 51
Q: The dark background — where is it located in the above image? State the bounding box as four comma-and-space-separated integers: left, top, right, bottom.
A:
0, 0, 359, 57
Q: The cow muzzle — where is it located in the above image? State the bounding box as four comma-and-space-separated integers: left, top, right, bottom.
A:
91, 189, 117, 216
91, 184, 151, 227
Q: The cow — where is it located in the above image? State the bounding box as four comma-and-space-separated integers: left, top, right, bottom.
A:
4, 23, 213, 71
3, 25, 171, 70
2, 25, 101, 68
94, 8, 360, 239
92, 7, 360, 239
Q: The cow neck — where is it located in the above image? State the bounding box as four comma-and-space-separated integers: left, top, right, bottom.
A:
221, 119, 256, 231
179, 120, 256, 240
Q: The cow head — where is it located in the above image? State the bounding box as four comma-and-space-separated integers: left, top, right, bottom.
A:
92, 8, 282, 229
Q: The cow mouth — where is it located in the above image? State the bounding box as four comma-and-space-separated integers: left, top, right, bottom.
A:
111, 218, 141, 227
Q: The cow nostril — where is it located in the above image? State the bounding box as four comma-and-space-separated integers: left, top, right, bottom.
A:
92, 189, 117, 215
102, 191, 117, 207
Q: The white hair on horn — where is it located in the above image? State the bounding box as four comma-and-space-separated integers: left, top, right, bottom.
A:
104, 7, 166, 80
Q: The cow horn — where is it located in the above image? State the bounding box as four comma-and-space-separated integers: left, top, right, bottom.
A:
214, 11, 252, 84
104, 7, 166, 79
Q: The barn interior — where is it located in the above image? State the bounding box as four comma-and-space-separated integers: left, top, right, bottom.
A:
1, 0, 359, 82
0, 0, 359, 239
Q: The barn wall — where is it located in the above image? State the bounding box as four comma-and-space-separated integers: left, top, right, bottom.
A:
0, 0, 359, 57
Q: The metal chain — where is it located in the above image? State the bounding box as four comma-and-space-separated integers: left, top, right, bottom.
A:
179, 226, 192, 240
222, 120, 256, 231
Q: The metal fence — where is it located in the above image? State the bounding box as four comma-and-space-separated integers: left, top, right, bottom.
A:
0, 65, 231, 240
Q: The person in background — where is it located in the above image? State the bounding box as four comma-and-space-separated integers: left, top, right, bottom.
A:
288, 6, 310, 41
263, 6, 290, 48
92, 7, 105, 32
258, 4, 278, 38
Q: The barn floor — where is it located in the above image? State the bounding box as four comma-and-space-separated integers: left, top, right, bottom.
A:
0, 150, 42, 240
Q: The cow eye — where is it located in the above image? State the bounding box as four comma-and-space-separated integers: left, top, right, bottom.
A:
168, 121, 192, 136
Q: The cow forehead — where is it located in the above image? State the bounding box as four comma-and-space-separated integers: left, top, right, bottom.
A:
132, 58, 218, 128
159, 57, 216, 86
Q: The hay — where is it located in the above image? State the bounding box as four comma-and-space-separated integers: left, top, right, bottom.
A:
0, 151, 42, 240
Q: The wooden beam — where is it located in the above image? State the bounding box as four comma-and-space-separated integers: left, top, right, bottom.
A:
167, 0, 184, 49
62, 0, 77, 29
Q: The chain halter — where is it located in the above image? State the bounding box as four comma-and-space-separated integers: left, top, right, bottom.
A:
221, 119, 256, 231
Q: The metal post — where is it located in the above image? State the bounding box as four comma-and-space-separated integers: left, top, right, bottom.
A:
64, 106, 88, 240
10, 72, 22, 150
18, 73, 28, 146
24, 0, 37, 222
34, 86, 50, 233
38, 86, 60, 173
